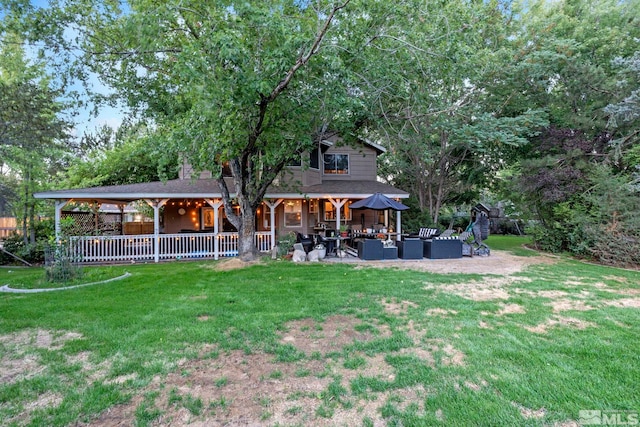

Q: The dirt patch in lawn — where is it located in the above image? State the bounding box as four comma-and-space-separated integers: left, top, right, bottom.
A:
604, 298, 640, 308
209, 258, 264, 271
426, 308, 459, 317
511, 401, 547, 419
380, 298, 419, 315
0, 329, 84, 384
424, 276, 521, 301
524, 316, 596, 334
280, 314, 391, 356
549, 299, 595, 312
495, 303, 527, 316
82, 314, 468, 426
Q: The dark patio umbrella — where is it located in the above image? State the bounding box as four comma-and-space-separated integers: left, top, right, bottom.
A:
350, 193, 409, 211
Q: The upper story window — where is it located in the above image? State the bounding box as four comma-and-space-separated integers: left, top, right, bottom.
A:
323, 154, 349, 175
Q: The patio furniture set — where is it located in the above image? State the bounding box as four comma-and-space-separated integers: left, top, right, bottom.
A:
295, 223, 487, 261
357, 236, 464, 261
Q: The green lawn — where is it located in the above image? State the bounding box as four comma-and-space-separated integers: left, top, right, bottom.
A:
1, 236, 639, 426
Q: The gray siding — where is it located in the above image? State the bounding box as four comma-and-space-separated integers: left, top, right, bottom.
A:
321, 145, 377, 181
179, 141, 379, 184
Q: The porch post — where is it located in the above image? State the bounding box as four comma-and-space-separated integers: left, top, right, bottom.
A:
396, 210, 402, 242
54, 200, 69, 243
328, 198, 347, 231
264, 199, 283, 250
145, 199, 169, 263
205, 198, 224, 260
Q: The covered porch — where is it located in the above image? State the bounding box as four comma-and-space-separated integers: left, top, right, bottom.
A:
35, 178, 409, 264
52, 196, 277, 264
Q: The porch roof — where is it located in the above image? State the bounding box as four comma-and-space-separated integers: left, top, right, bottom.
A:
34, 178, 409, 203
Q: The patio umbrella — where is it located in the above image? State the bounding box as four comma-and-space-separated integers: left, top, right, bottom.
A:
350, 193, 409, 211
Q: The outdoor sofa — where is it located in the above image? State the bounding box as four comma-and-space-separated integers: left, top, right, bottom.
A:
423, 236, 463, 259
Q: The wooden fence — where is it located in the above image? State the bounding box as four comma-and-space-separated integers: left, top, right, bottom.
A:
0, 217, 19, 240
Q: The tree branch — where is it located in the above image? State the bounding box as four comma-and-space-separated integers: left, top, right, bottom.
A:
241, 1, 350, 179
265, 0, 350, 104
89, 48, 182, 57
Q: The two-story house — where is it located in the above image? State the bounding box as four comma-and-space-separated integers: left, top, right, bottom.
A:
34, 135, 409, 263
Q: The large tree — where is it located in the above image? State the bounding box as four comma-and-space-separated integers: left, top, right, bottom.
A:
0, 31, 71, 243
497, 0, 640, 263
359, 1, 548, 225
61, 121, 179, 189
34, 0, 379, 260
604, 50, 640, 169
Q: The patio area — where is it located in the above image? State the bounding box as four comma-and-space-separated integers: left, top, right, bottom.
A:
319, 247, 551, 275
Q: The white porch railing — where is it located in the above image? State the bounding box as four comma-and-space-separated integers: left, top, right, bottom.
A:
68, 232, 273, 264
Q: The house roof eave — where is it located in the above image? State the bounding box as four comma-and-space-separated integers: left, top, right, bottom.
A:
34, 179, 409, 202
320, 138, 386, 155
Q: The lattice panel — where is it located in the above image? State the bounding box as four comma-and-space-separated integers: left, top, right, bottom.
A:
61, 212, 122, 236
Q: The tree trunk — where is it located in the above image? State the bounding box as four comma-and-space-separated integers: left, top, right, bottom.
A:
237, 207, 258, 261
21, 170, 29, 245
28, 175, 36, 244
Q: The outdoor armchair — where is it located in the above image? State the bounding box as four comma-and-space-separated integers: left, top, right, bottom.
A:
357, 239, 383, 260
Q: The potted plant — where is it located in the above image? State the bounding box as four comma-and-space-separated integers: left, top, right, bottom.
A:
339, 225, 348, 237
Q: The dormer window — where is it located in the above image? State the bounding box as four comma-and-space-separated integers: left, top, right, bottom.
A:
323, 154, 349, 175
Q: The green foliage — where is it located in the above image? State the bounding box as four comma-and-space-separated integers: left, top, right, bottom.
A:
5, 0, 639, 266
526, 222, 566, 253
368, 1, 550, 224
277, 232, 297, 257
605, 50, 640, 165
0, 219, 54, 265
43, 0, 369, 259
524, 163, 640, 267
0, 233, 45, 264
508, 0, 640, 134
394, 197, 437, 233
0, 29, 73, 243
44, 242, 83, 283
61, 122, 179, 189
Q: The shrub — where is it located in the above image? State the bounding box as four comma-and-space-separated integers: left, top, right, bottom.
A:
277, 232, 296, 257
526, 223, 566, 253
43, 242, 83, 283
586, 218, 640, 268
0, 233, 47, 265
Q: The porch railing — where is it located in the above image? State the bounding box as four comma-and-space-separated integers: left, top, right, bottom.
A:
68, 232, 273, 264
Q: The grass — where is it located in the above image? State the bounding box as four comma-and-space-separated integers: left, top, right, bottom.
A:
1, 236, 639, 426
1, 264, 129, 290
